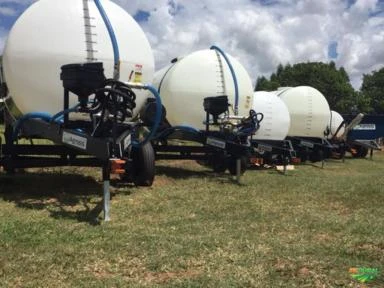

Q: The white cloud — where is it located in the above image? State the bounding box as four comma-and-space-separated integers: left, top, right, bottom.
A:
0, 0, 37, 17
0, 6, 16, 16
0, 0, 36, 4
120, 0, 384, 89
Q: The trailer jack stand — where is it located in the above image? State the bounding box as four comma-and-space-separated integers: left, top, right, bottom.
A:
236, 158, 241, 184
102, 164, 111, 222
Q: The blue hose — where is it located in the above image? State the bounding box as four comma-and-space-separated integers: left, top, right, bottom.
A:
13, 111, 86, 141
93, 1, 165, 147
172, 125, 200, 134
94, 0, 120, 80
133, 84, 163, 147
155, 125, 201, 139
210, 45, 239, 115
13, 112, 53, 140
51, 104, 80, 123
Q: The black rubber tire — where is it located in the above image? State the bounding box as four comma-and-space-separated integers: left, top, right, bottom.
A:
228, 156, 248, 176
309, 150, 324, 163
211, 154, 228, 173
298, 150, 308, 163
131, 142, 155, 187
356, 146, 369, 158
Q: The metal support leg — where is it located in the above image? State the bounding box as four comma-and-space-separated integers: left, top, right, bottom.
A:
283, 153, 289, 175
236, 158, 241, 184
370, 148, 373, 160
102, 164, 111, 221
320, 150, 325, 169
342, 142, 346, 163
63, 88, 69, 126
283, 157, 288, 175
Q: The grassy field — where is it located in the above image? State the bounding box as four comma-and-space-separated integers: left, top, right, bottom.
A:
0, 151, 383, 287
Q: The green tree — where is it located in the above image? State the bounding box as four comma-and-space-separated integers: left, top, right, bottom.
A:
255, 76, 279, 91
361, 67, 384, 114
255, 62, 360, 113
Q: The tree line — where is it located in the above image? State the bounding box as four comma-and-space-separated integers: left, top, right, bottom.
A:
255, 62, 384, 114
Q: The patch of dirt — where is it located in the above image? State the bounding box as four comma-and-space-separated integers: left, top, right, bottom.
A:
158, 160, 202, 170
84, 261, 113, 279
296, 266, 311, 278
143, 270, 201, 284
355, 242, 384, 255
313, 233, 336, 243
274, 258, 296, 276
153, 176, 175, 187
328, 201, 351, 216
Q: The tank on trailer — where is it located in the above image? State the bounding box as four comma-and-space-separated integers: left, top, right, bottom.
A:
152, 49, 254, 129
0, 0, 161, 221
3, 0, 154, 118
327, 110, 345, 139
252, 91, 290, 141
276, 86, 330, 138
142, 47, 260, 177
276, 86, 333, 163
248, 91, 295, 168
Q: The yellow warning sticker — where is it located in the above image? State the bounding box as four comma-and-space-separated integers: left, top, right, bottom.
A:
133, 64, 143, 83
245, 95, 251, 109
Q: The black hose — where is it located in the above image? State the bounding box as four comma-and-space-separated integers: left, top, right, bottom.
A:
90, 79, 137, 138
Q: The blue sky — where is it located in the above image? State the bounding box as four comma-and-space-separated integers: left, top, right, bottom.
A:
134, 10, 151, 22
328, 42, 338, 59
0, 1, 27, 29
1, 0, 384, 89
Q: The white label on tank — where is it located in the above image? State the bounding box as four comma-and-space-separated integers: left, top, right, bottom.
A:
62, 132, 87, 150
206, 137, 226, 149
300, 140, 314, 149
353, 124, 376, 131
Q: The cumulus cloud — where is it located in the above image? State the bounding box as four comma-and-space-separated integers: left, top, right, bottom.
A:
0, 6, 16, 16
115, 0, 384, 89
0, 0, 383, 89
0, 0, 35, 5
0, 0, 36, 14
0, 0, 37, 51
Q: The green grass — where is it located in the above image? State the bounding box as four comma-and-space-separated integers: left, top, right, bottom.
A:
0, 153, 384, 287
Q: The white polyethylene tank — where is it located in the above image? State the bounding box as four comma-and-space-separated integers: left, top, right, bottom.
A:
252, 91, 290, 140
328, 110, 345, 139
153, 49, 253, 129
276, 86, 331, 138
3, 0, 154, 116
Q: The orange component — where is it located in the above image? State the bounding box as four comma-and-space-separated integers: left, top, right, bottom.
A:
110, 159, 126, 174
291, 157, 301, 164
349, 268, 358, 274
250, 157, 263, 165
